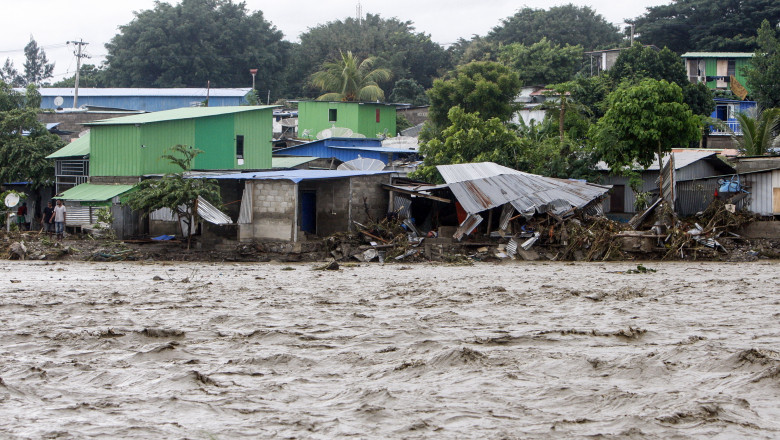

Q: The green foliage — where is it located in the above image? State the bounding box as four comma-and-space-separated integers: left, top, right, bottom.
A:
609, 44, 687, 87
731, 107, 780, 156
609, 44, 714, 116
569, 74, 614, 120
22, 37, 54, 86
633, 0, 780, 54
412, 107, 524, 183
488, 4, 621, 50
389, 79, 429, 105
104, 0, 289, 95
498, 38, 584, 86
126, 145, 222, 249
427, 61, 522, 129
395, 114, 412, 133
310, 51, 392, 102
448, 37, 500, 66
286, 14, 451, 97
24, 84, 41, 109
51, 64, 109, 88
1, 59, 23, 87
744, 20, 780, 109
590, 79, 701, 173
0, 84, 62, 189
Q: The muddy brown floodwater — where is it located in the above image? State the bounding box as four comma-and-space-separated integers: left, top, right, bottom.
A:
0, 260, 779, 439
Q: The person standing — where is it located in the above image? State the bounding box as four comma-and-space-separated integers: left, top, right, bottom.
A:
42, 201, 55, 238
16, 202, 28, 231
53, 200, 67, 242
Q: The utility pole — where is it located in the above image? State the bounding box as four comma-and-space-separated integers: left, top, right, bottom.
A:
67, 39, 89, 109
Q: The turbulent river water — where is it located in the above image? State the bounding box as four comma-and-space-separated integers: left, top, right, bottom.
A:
0, 260, 779, 439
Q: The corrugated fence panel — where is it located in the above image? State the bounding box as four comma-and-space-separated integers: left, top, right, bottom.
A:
676, 179, 718, 216
743, 172, 774, 216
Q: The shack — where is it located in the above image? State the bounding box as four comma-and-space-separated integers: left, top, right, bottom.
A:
205, 170, 392, 242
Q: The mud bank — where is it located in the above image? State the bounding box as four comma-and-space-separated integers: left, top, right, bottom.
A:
0, 261, 779, 439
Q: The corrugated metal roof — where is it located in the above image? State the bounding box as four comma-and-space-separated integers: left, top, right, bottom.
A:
54, 183, 135, 201
34, 88, 252, 97
47, 133, 90, 159
201, 169, 392, 183
329, 146, 418, 153
196, 196, 232, 225
595, 151, 730, 172
681, 52, 754, 58
272, 156, 318, 168
437, 162, 610, 215
84, 105, 278, 126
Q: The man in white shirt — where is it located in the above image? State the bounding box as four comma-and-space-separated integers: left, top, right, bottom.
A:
54, 200, 67, 242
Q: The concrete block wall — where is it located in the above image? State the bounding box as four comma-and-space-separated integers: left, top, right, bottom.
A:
239, 180, 297, 242
349, 174, 391, 226
301, 179, 350, 237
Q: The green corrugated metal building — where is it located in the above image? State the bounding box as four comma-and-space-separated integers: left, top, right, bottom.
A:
297, 101, 396, 139
680, 52, 753, 94
84, 106, 277, 176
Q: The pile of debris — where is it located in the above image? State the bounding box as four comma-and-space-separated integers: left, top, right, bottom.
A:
326, 216, 428, 263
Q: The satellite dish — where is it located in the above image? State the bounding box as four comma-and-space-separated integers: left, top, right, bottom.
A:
4, 193, 20, 208
382, 136, 420, 150
338, 157, 386, 171
54, 96, 64, 107
350, 132, 366, 138
317, 127, 353, 139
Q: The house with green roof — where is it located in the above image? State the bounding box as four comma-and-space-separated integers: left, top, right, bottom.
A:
45, 105, 277, 235
680, 52, 753, 96
297, 101, 396, 139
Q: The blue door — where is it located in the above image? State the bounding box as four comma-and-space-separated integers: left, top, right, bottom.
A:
300, 192, 316, 234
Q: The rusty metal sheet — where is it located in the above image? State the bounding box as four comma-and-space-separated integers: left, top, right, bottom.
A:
438, 162, 610, 216
453, 213, 483, 241
499, 203, 514, 231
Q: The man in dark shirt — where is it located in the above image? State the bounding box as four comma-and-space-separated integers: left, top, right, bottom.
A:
41, 201, 55, 237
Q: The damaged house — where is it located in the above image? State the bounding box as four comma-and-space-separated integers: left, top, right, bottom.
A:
385, 162, 611, 241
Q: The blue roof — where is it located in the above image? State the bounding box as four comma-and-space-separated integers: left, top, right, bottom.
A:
330, 146, 418, 154
272, 137, 418, 164
200, 169, 392, 183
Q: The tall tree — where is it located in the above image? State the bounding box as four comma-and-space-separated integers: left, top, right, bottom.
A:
744, 20, 780, 109
104, 0, 289, 96
426, 61, 522, 129
590, 79, 701, 184
286, 14, 451, 97
633, 0, 780, 54
609, 43, 714, 116
1, 59, 23, 87
489, 4, 621, 50
22, 37, 54, 85
412, 107, 524, 183
389, 79, 429, 105
310, 51, 391, 102
126, 145, 222, 250
0, 82, 62, 190
499, 38, 584, 86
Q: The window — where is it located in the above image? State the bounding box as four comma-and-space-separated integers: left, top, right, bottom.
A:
236, 135, 244, 159
328, 109, 337, 122
376, 108, 381, 123
727, 59, 736, 77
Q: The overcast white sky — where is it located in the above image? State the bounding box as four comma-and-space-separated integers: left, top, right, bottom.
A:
1, 0, 670, 82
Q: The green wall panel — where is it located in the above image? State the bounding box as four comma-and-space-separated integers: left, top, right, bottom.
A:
91, 125, 141, 176
141, 120, 195, 174
234, 109, 273, 169
194, 114, 234, 169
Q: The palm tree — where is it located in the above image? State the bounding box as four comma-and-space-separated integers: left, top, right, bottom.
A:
731, 107, 780, 156
310, 51, 391, 102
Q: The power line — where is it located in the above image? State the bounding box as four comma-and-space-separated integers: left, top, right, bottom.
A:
0, 43, 69, 54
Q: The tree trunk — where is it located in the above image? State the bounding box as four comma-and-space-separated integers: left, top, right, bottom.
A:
559, 99, 565, 142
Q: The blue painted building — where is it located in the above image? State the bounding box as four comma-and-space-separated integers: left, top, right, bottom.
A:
28, 88, 252, 112
273, 137, 418, 164
709, 98, 756, 136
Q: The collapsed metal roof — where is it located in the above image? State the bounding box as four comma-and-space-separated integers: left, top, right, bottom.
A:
436, 162, 611, 216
